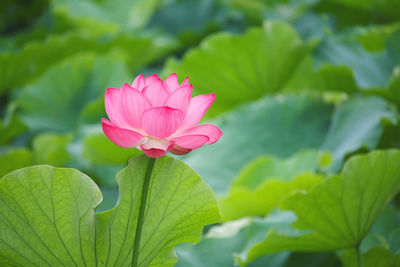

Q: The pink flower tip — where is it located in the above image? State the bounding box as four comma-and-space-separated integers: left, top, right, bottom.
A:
102, 73, 222, 158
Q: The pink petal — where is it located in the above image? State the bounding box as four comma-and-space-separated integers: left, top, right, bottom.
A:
163, 85, 192, 115
140, 138, 174, 158
145, 74, 160, 82
104, 88, 131, 129
102, 118, 145, 148
178, 93, 216, 132
181, 76, 190, 87
141, 148, 168, 158
120, 83, 135, 91
120, 83, 151, 129
169, 145, 192, 155
180, 124, 222, 144
132, 74, 146, 91
164, 73, 180, 93
142, 76, 170, 107
142, 107, 184, 138
172, 135, 209, 149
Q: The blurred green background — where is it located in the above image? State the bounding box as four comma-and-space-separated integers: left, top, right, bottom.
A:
1, 0, 400, 266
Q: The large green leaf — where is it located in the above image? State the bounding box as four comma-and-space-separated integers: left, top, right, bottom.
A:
181, 94, 333, 195
0, 155, 219, 266
96, 156, 220, 266
239, 150, 400, 265
163, 20, 312, 116
17, 54, 129, 132
219, 150, 326, 221
0, 164, 101, 266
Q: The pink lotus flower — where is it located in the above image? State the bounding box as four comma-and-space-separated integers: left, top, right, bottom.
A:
102, 73, 223, 158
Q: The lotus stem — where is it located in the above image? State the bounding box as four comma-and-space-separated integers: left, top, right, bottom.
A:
132, 157, 156, 267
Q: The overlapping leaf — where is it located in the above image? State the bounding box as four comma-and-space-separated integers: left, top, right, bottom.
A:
239, 150, 400, 265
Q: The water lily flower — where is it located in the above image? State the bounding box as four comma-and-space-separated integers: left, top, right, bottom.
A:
102, 73, 223, 158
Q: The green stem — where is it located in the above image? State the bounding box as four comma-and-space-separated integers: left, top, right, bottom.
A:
357, 244, 364, 267
131, 157, 156, 267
